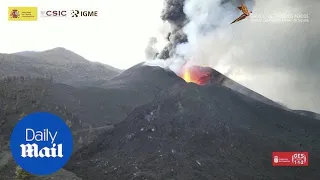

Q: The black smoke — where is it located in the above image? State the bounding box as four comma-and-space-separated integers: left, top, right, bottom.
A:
157, 0, 250, 59
158, 0, 188, 59
148, 0, 320, 113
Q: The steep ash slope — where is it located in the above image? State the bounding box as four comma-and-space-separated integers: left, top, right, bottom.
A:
66, 83, 320, 180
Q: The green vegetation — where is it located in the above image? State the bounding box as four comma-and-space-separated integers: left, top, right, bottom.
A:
15, 166, 33, 180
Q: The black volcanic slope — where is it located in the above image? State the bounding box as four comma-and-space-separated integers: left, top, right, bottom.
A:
65, 68, 320, 180
0, 47, 121, 87
1, 63, 319, 179
0, 65, 183, 179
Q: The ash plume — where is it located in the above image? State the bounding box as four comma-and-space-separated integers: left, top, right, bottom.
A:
145, 0, 320, 113
156, 0, 254, 61
145, 37, 159, 60
157, 0, 188, 59
147, 0, 256, 69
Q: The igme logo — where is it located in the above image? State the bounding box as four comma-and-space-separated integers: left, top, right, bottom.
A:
71, 10, 98, 17
10, 112, 73, 175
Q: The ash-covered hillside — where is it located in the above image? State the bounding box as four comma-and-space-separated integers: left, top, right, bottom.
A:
0, 47, 121, 87
0, 64, 184, 147
66, 71, 320, 180
199, 67, 320, 119
0, 64, 185, 179
1, 57, 319, 180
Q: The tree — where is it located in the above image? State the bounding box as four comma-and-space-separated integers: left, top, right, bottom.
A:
66, 119, 72, 128
4, 104, 9, 115
15, 166, 33, 180
78, 136, 84, 145
7, 76, 12, 83
19, 76, 24, 82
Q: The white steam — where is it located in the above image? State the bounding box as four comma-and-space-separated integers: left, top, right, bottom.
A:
145, 0, 320, 113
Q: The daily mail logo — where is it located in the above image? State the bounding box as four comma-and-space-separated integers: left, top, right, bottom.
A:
10, 112, 73, 175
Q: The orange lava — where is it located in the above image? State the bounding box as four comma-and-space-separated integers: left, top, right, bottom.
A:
179, 65, 213, 85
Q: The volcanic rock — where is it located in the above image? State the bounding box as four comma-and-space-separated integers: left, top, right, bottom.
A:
65, 66, 320, 180
0, 47, 121, 87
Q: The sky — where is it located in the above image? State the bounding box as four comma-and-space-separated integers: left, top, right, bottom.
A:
0, 0, 164, 69
1, 0, 320, 113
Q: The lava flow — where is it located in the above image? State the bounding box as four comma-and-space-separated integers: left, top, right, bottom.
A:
179, 65, 213, 85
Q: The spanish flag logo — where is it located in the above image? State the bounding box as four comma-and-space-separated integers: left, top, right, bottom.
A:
8, 7, 38, 21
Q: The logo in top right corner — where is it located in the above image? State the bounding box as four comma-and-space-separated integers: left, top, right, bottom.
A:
272, 152, 308, 166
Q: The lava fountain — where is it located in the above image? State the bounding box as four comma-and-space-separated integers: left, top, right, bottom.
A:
179, 64, 213, 85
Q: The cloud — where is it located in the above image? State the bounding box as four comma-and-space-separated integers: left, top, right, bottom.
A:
146, 0, 320, 113
222, 0, 320, 112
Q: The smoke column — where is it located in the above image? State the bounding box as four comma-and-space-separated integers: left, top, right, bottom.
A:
144, 0, 320, 113
145, 0, 255, 73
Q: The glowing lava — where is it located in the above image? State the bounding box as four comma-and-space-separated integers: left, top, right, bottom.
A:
183, 68, 192, 83
179, 65, 213, 85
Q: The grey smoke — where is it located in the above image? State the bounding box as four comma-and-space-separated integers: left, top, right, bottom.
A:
157, 0, 188, 59
145, 37, 159, 60
145, 0, 320, 113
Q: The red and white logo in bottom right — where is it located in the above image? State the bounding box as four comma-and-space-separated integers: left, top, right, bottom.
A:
272, 152, 308, 166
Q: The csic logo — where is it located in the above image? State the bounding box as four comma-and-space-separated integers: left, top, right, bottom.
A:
40, 10, 67, 17
71, 10, 98, 17
10, 112, 73, 175
10, 9, 20, 18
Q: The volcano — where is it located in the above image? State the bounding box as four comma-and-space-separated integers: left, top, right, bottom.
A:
177, 64, 287, 109
1, 49, 319, 180
64, 64, 320, 180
